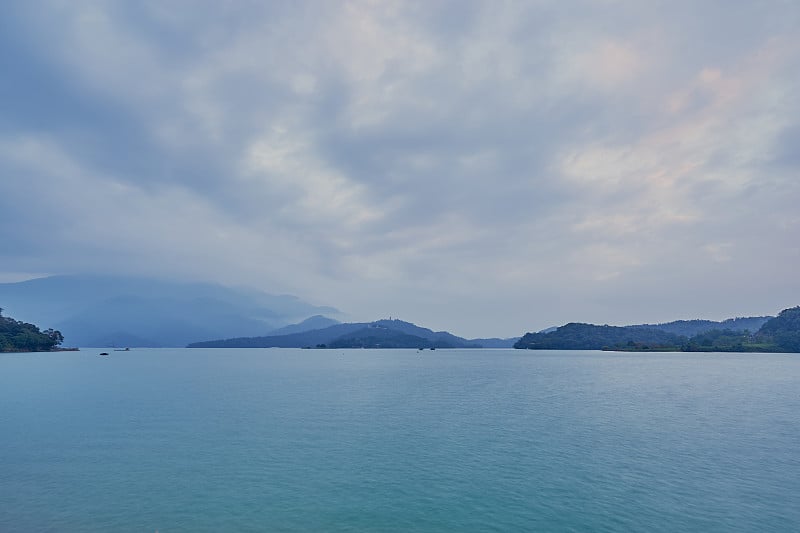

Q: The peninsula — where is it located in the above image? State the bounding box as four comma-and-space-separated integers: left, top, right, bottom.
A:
0, 308, 65, 352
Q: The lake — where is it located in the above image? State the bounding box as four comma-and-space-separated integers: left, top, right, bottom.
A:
1, 348, 798, 532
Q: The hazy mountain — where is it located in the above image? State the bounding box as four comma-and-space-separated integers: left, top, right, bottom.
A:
188, 322, 369, 348
468, 337, 520, 348
629, 316, 771, 337
189, 319, 483, 349
266, 315, 341, 336
0, 275, 339, 347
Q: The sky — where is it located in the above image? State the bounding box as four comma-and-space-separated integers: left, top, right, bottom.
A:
1, 0, 799, 338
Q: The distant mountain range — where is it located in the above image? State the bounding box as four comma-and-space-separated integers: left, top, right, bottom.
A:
4, 274, 795, 352
0, 275, 340, 347
188, 318, 519, 349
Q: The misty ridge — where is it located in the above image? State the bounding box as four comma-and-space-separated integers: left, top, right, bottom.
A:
0, 275, 339, 348
1, 274, 798, 353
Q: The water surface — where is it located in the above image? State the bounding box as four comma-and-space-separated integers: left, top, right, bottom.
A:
1, 348, 798, 531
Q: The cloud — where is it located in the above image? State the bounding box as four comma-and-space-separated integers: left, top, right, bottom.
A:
1, 0, 799, 336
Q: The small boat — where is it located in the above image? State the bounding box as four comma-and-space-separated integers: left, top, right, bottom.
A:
99, 352, 109, 356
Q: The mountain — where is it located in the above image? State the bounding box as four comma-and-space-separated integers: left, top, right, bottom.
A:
189, 323, 365, 348
678, 309, 800, 353
756, 306, 800, 352
514, 323, 685, 351
0, 275, 339, 347
368, 319, 481, 347
188, 319, 482, 349
327, 327, 455, 349
468, 337, 520, 348
628, 316, 771, 337
265, 315, 341, 336
515, 308, 800, 352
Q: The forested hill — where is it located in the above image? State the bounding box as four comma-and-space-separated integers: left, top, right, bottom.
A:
757, 306, 800, 352
0, 308, 64, 352
628, 316, 771, 337
188, 319, 487, 349
514, 307, 800, 352
514, 323, 685, 351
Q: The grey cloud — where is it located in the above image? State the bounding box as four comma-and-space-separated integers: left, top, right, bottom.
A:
1, 0, 799, 336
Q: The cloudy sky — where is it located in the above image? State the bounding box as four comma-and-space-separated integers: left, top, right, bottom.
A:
1, 1, 799, 337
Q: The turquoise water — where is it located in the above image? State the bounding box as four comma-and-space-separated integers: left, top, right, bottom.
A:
1, 348, 799, 532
